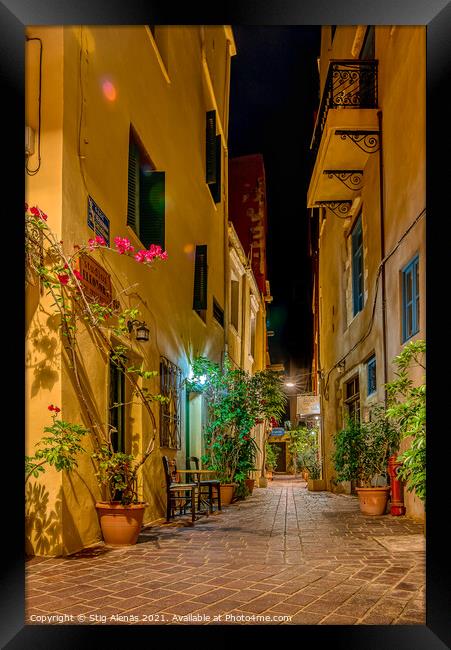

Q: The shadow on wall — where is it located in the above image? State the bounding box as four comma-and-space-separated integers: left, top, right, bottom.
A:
26, 312, 61, 397
25, 483, 63, 557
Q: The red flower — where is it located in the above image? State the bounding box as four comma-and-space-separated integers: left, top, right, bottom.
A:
48, 404, 61, 413
57, 274, 69, 285
73, 269, 83, 281
30, 206, 48, 221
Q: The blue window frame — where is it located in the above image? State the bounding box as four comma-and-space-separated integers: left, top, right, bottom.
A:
352, 214, 364, 316
367, 355, 376, 396
402, 255, 420, 342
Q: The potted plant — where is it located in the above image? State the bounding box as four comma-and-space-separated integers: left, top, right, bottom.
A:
265, 442, 280, 480
92, 442, 153, 546
386, 340, 426, 510
332, 405, 400, 515
304, 445, 325, 491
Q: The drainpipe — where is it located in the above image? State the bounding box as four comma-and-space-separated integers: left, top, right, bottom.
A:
377, 110, 388, 401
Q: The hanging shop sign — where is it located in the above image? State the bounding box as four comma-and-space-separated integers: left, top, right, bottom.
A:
296, 395, 320, 417
74, 254, 113, 306
87, 195, 110, 246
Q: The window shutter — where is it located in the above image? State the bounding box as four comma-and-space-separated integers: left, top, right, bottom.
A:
193, 245, 208, 311
209, 134, 222, 204
127, 140, 140, 234
139, 170, 165, 249
206, 111, 217, 184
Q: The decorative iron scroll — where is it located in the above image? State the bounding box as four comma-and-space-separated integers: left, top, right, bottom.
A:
335, 130, 380, 154
310, 59, 378, 153
315, 201, 352, 218
160, 356, 182, 450
323, 170, 363, 191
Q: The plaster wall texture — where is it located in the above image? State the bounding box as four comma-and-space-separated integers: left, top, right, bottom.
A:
25, 25, 234, 555
315, 26, 425, 520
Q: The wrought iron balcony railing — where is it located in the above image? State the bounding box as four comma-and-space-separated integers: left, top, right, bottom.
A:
310, 59, 378, 154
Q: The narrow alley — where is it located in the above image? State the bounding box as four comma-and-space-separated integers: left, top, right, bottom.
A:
26, 476, 425, 626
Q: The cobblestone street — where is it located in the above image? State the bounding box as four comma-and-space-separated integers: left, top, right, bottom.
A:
26, 476, 425, 626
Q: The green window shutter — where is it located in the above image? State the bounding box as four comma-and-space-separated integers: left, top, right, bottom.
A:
193, 245, 208, 311
139, 170, 165, 249
206, 110, 217, 184
209, 135, 222, 204
127, 139, 140, 235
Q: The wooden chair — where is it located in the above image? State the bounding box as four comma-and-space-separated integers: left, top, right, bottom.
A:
189, 456, 222, 513
162, 456, 196, 523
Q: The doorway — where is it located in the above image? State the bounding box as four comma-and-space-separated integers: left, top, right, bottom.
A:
273, 442, 287, 473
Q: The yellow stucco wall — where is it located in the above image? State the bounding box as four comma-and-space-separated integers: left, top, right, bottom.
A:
26, 25, 233, 555
315, 26, 425, 520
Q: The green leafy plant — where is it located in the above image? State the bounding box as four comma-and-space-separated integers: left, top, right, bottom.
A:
265, 442, 280, 472
303, 445, 322, 479
386, 340, 426, 504
25, 405, 89, 483
332, 405, 400, 487
287, 426, 315, 476
189, 356, 285, 486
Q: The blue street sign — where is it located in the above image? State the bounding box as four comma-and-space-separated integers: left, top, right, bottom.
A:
270, 428, 285, 436
88, 196, 110, 246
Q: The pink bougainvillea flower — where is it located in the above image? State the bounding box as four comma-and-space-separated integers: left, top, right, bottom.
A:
73, 269, 83, 281
57, 274, 70, 285
95, 235, 106, 246
160, 251, 168, 260
114, 236, 134, 255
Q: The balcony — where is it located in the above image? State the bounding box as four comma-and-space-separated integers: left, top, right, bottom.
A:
307, 60, 379, 211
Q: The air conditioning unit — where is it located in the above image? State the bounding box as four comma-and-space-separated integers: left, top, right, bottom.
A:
25, 126, 35, 156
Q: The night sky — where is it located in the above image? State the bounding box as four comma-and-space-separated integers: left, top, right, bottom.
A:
229, 26, 321, 372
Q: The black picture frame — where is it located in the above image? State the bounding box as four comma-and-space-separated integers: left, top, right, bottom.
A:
2, 0, 450, 647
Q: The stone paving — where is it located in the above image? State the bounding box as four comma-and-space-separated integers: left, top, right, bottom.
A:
25, 475, 425, 626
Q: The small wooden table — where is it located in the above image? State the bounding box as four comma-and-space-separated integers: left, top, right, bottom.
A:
176, 469, 219, 516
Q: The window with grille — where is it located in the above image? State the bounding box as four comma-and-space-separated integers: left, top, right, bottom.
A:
159, 357, 182, 449
352, 213, 364, 316
367, 356, 376, 396
344, 375, 360, 422
109, 352, 127, 452
402, 255, 420, 342
127, 127, 165, 250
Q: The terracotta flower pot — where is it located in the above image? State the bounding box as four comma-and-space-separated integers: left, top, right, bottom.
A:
245, 478, 255, 495
95, 501, 147, 545
355, 487, 390, 516
219, 484, 236, 505
266, 470, 273, 481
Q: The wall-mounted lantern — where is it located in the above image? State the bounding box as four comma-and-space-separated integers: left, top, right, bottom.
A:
127, 319, 150, 342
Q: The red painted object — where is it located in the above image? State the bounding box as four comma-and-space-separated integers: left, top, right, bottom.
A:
387, 454, 406, 516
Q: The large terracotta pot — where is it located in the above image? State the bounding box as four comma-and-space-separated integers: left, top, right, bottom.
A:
95, 501, 147, 545
245, 478, 255, 495
355, 487, 390, 516
219, 484, 236, 505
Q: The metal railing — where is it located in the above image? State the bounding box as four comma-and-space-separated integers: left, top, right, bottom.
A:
311, 59, 378, 154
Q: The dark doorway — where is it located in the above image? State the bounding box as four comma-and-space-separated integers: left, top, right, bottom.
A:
274, 442, 286, 472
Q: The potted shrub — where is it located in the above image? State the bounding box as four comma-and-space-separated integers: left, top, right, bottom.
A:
332, 405, 400, 515
189, 356, 286, 501
265, 442, 280, 480
305, 445, 326, 491
92, 443, 152, 545
386, 340, 426, 511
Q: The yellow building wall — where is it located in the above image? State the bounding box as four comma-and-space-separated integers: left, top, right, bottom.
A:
26, 25, 232, 555
316, 26, 425, 520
